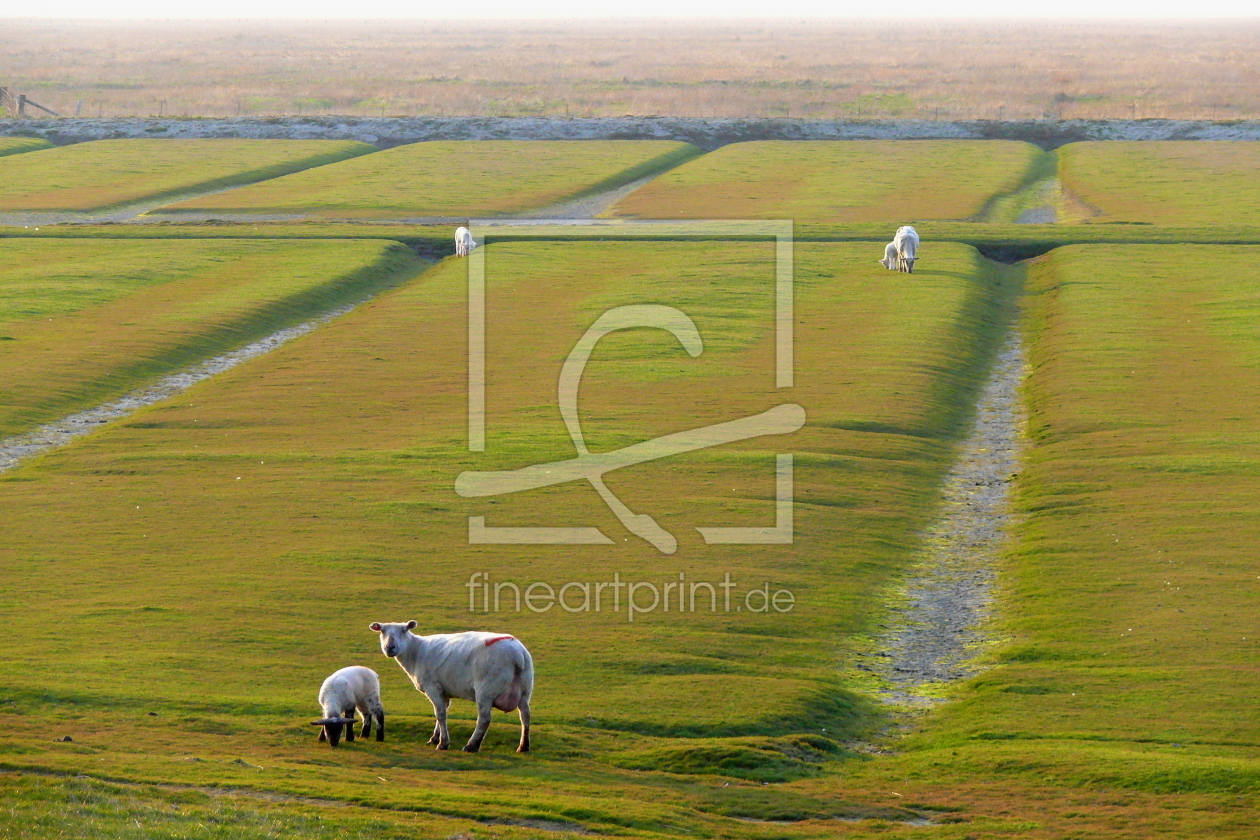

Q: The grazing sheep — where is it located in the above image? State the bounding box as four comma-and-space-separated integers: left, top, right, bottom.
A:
310, 665, 385, 748
879, 240, 899, 270
893, 225, 920, 273
455, 226, 476, 257
369, 621, 533, 753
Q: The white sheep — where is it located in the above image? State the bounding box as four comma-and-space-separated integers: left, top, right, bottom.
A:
879, 240, 898, 270
369, 621, 533, 753
455, 226, 476, 257
892, 225, 920, 273
310, 665, 385, 748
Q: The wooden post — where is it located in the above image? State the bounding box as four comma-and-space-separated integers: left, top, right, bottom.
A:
18, 94, 27, 117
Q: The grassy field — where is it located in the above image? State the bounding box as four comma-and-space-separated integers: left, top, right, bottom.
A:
1059, 141, 1260, 226
789, 244, 1260, 838
0, 240, 1012, 835
0, 238, 419, 439
2, 20, 1258, 120
160, 141, 702, 219
0, 137, 51, 158
608, 141, 1044, 223
0, 140, 374, 212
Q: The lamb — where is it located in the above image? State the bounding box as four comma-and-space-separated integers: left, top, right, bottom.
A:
369, 621, 533, 753
892, 225, 920, 273
310, 665, 385, 748
455, 226, 476, 257
879, 240, 899, 270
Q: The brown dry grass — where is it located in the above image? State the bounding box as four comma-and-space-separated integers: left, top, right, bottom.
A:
1, 19, 1258, 121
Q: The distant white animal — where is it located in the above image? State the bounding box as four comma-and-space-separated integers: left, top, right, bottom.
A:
310, 665, 385, 748
370, 621, 533, 753
455, 226, 476, 257
892, 225, 920, 273
879, 240, 899, 270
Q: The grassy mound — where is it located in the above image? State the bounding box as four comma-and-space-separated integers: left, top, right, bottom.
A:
0, 139, 375, 212
608, 139, 1043, 223
1060, 141, 1260, 226
160, 140, 702, 218
0, 238, 419, 438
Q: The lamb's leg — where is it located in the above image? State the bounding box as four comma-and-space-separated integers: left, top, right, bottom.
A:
463, 696, 494, 753
344, 710, 356, 743
427, 721, 440, 746
376, 710, 385, 742
318, 727, 327, 743
517, 696, 531, 753
429, 693, 450, 750
360, 709, 372, 740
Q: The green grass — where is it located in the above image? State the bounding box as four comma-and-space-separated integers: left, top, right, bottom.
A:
0, 240, 1010, 835
0, 140, 375, 212
0, 773, 540, 840
1059, 141, 1260, 226
607, 140, 1043, 223
0, 238, 420, 439
160, 140, 702, 218
0, 137, 52, 158
791, 245, 1260, 838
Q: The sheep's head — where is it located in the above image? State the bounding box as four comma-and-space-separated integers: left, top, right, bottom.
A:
311, 716, 355, 747
369, 620, 417, 658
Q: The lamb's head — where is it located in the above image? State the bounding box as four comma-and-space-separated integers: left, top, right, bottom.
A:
311, 716, 355, 748
369, 620, 417, 658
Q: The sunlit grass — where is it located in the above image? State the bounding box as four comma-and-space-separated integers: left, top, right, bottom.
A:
608, 140, 1042, 223
162, 140, 702, 218
0, 238, 419, 438
0, 240, 1009, 835
0, 139, 375, 211
1060, 141, 1260, 226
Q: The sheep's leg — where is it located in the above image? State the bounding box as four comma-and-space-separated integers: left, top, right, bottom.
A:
463, 696, 494, 753
318, 727, 327, 743
427, 721, 440, 746
375, 710, 385, 742
344, 710, 356, 743
517, 696, 531, 753
360, 710, 372, 740
428, 693, 450, 750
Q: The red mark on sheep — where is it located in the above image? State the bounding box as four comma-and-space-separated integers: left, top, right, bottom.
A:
485, 635, 515, 647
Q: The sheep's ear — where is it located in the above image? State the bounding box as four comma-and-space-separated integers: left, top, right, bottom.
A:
369, 622, 382, 632
312, 718, 334, 726
405, 620, 417, 630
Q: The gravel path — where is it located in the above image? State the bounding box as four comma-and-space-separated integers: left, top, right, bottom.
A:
871, 333, 1027, 701
0, 302, 359, 474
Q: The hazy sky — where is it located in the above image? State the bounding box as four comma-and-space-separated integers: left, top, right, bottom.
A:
6, 0, 1258, 19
